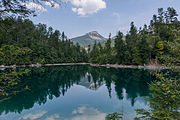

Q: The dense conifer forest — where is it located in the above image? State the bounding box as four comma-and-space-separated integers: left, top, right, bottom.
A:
0, 8, 179, 66
0, 18, 88, 65
89, 7, 180, 66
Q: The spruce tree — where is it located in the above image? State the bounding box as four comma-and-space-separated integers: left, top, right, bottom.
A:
114, 31, 125, 64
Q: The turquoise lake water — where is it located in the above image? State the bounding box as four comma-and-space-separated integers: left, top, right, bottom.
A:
0, 65, 154, 120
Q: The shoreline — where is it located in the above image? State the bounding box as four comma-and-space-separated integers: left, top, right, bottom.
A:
0, 63, 178, 70
89, 63, 172, 69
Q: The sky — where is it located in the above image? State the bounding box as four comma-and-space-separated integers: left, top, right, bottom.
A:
28, 0, 180, 38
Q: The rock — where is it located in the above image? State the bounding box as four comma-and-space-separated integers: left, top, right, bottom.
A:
0, 68, 5, 70
0, 65, 5, 68
36, 63, 42, 67
12, 65, 17, 68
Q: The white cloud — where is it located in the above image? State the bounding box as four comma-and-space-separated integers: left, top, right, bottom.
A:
72, 7, 77, 12
69, 0, 106, 16
45, 1, 60, 8
70, 106, 106, 120
45, 114, 60, 120
21, 111, 47, 120
26, 2, 47, 12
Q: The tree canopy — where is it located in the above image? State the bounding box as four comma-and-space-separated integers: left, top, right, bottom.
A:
88, 7, 180, 66
0, 17, 88, 65
0, 0, 61, 18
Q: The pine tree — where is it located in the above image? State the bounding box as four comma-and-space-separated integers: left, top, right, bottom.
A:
138, 27, 151, 65
105, 33, 112, 54
126, 22, 139, 64
114, 31, 125, 64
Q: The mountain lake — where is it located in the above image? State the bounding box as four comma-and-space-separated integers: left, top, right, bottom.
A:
0, 65, 155, 120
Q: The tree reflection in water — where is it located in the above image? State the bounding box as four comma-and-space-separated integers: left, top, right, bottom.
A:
0, 65, 154, 115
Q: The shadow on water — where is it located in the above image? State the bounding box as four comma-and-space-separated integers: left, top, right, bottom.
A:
0, 65, 154, 116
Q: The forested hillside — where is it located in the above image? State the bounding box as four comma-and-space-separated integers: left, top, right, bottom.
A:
89, 7, 180, 66
0, 18, 88, 65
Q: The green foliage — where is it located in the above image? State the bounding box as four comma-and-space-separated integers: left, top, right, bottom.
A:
0, 68, 30, 96
125, 22, 139, 64
89, 35, 115, 64
89, 7, 180, 66
138, 29, 150, 64
155, 41, 164, 54
159, 37, 180, 66
0, 0, 32, 18
134, 15, 180, 118
114, 31, 125, 64
0, 0, 61, 18
106, 112, 123, 120
132, 47, 142, 65
105, 33, 112, 54
89, 41, 99, 63
0, 45, 32, 65
0, 18, 88, 65
135, 72, 180, 120
1, 7, 179, 66
96, 54, 114, 64
135, 26, 180, 119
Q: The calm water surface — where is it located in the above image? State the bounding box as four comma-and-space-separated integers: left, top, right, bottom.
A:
0, 65, 154, 120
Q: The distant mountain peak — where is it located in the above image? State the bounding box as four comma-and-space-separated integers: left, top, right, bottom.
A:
86, 31, 104, 40
71, 31, 107, 46
87, 31, 99, 35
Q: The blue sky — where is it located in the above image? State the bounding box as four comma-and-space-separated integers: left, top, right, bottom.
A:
29, 0, 180, 38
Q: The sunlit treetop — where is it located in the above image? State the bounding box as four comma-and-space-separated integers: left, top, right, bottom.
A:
0, 0, 61, 18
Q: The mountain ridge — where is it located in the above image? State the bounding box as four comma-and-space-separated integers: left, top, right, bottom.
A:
71, 31, 107, 46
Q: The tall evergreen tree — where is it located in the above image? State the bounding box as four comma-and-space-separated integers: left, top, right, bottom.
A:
114, 31, 125, 64
105, 33, 112, 54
